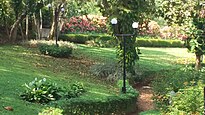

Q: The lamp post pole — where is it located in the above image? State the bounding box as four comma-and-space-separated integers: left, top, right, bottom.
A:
111, 18, 138, 93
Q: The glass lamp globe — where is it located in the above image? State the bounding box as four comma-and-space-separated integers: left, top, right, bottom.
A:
111, 18, 117, 25
132, 22, 139, 29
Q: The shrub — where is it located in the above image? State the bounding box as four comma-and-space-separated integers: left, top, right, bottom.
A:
65, 82, 86, 98
57, 80, 139, 114
59, 34, 114, 47
20, 78, 64, 103
62, 16, 107, 34
90, 63, 117, 78
38, 44, 73, 58
38, 107, 63, 115
167, 81, 204, 114
152, 67, 205, 112
20, 78, 86, 104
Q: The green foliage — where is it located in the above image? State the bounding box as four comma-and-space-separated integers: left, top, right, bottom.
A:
20, 78, 86, 104
20, 78, 64, 103
38, 44, 73, 58
58, 81, 139, 115
59, 34, 89, 44
38, 107, 63, 115
66, 82, 86, 99
97, 0, 156, 74
157, 0, 205, 68
185, 24, 205, 56
59, 34, 115, 47
167, 81, 204, 115
137, 38, 184, 47
152, 67, 205, 112
156, 0, 196, 25
90, 63, 117, 78
66, 0, 100, 19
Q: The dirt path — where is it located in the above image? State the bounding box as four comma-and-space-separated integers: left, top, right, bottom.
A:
129, 82, 155, 115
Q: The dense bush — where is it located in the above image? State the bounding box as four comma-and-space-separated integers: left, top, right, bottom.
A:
62, 16, 107, 34
57, 80, 139, 114
167, 81, 204, 115
38, 44, 73, 58
152, 67, 205, 112
20, 78, 86, 104
20, 78, 64, 103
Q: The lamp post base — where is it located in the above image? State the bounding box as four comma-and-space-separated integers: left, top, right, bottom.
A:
122, 87, 126, 93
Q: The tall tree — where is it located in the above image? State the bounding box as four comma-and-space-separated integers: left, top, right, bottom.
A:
97, 0, 156, 74
157, 0, 205, 69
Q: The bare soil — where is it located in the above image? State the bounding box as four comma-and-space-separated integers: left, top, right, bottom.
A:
128, 81, 155, 115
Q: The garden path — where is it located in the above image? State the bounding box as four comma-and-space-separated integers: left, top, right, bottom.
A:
129, 81, 154, 115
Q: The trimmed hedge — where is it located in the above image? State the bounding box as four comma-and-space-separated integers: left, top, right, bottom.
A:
62, 94, 137, 115
55, 81, 139, 114
39, 44, 72, 58
59, 34, 112, 44
59, 34, 184, 47
137, 38, 184, 47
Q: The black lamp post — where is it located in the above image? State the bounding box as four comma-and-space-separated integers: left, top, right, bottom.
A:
111, 18, 138, 93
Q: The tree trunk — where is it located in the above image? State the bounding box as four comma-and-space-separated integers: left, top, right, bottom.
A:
33, 13, 41, 40
195, 54, 201, 70
39, 9, 43, 39
9, 12, 26, 42
47, 9, 56, 40
19, 24, 25, 41
25, 14, 29, 41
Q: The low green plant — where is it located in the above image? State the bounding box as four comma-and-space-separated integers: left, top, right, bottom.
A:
38, 107, 63, 115
38, 44, 73, 58
90, 63, 117, 78
20, 78, 64, 103
167, 81, 204, 114
66, 82, 86, 98
152, 67, 205, 112
20, 79, 86, 104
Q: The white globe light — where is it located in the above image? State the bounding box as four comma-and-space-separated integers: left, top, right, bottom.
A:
111, 18, 117, 25
132, 22, 139, 29
61, 8, 65, 12
47, 3, 51, 8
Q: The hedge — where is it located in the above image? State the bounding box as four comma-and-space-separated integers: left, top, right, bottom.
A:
38, 44, 72, 58
59, 34, 184, 47
137, 38, 184, 47
59, 34, 113, 44
54, 81, 139, 114
61, 94, 137, 115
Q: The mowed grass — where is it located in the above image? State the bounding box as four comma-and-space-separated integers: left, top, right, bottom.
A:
0, 44, 196, 115
0, 45, 117, 115
75, 45, 196, 71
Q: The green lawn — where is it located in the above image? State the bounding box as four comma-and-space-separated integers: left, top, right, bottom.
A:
0, 45, 117, 115
75, 45, 196, 71
0, 44, 196, 114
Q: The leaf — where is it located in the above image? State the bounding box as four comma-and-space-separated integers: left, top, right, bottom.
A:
4, 106, 13, 111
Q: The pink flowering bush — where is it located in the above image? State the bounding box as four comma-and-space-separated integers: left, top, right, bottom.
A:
62, 16, 107, 34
